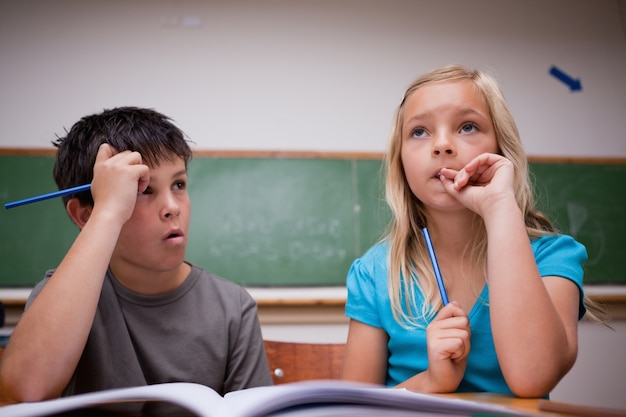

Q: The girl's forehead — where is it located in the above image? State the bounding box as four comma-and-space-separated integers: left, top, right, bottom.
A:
403, 80, 488, 114
412, 80, 478, 100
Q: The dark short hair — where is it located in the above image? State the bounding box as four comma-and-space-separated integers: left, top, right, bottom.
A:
52, 106, 192, 206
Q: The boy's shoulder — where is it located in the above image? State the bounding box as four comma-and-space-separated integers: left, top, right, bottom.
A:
187, 264, 256, 302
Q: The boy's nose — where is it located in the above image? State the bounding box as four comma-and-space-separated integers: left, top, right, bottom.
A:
162, 195, 181, 218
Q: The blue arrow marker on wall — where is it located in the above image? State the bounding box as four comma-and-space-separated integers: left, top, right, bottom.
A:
549, 66, 582, 92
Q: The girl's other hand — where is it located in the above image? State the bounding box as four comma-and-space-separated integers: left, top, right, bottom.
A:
439, 153, 516, 218
424, 301, 470, 392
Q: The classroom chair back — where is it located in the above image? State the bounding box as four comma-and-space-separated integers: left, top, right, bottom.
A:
263, 340, 346, 385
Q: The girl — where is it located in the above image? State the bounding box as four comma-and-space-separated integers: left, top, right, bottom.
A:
342, 65, 595, 398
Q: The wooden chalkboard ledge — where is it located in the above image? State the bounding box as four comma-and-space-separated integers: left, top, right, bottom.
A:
0, 287, 350, 327
247, 287, 347, 307
583, 286, 626, 320
584, 286, 626, 304
0, 287, 348, 305
1, 286, 625, 325
0, 288, 30, 306
1, 286, 624, 304
247, 287, 348, 325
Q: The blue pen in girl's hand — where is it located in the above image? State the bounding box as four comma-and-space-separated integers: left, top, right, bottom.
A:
422, 227, 449, 306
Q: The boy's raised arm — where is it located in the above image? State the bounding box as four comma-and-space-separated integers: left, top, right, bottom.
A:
0, 145, 149, 402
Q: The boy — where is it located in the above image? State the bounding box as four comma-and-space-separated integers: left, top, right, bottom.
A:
0, 107, 272, 402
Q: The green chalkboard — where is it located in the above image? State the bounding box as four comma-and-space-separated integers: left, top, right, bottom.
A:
530, 162, 626, 285
185, 158, 388, 286
0, 154, 624, 287
0, 155, 390, 287
0, 155, 78, 287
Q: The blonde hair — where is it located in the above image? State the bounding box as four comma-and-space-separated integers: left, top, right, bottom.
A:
384, 64, 601, 327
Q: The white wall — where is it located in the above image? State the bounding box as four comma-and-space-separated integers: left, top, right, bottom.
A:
551, 320, 626, 409
1, 0, 625, 157
1, 0, 625, 410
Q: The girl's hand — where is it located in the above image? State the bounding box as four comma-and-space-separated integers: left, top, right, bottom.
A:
439, 153, 516, 218
424, 301, 470, 392
90, 143, 150, 223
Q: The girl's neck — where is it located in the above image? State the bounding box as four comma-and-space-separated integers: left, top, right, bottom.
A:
425, 210, 478, 252
424, 211, 486, 312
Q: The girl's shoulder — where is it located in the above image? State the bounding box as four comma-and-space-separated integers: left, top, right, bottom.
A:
348, 241, 390, 277
531, 233, 586, 255
531, 234, 588, 277
358, 240, 390, 264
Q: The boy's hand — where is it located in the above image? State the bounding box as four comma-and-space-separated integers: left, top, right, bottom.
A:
424, 301, 470, 392
439, 153, 516, 218
90, 143, 150, 223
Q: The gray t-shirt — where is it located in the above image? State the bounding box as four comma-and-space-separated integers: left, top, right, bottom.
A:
27, 264, 272, 396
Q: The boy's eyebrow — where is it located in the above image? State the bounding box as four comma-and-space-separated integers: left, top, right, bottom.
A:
148, 169, 188, 184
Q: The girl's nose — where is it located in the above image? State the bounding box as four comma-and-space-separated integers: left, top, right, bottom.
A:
431, 133, 456, 156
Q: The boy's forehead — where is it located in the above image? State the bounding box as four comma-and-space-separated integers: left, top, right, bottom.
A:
147, 157, 187, 176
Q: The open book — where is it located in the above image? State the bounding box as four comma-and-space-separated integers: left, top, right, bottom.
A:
0, 380, 525, 417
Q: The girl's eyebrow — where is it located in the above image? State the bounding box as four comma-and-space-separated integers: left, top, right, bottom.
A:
455, 107, 489, 120
404, 112, 433, 125
406, 107, 488, 122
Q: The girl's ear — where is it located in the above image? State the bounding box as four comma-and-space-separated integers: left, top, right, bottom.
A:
66, 198, 93, 229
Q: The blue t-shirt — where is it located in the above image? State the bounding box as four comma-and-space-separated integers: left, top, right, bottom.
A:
345, 234, 587, 395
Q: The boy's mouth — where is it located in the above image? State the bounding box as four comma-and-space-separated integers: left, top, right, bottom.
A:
164, 229, 184, 240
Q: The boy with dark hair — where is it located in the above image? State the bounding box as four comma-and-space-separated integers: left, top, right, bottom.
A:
0, 107, 272, 402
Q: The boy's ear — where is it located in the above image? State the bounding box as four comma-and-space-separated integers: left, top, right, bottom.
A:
66, 198, 93, 228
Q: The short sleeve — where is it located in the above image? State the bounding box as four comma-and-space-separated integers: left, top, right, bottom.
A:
224, 288, 273, 391
345, 244, 388, 329
532, 234, 588, 319
25, 269, 55, 310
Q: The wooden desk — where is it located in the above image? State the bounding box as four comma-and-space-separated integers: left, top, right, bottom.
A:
442, 392, 545, 413
446, 393, 626, 417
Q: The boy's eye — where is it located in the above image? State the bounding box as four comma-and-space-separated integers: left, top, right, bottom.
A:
140, 187, 153, 195
174, 181, 186, 190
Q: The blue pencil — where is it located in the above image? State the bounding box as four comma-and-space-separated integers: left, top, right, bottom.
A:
4, 184, 91, 209
422, 227, 450, 305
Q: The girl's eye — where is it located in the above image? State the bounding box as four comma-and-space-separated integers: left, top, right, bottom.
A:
411, 127, 427, 138
140, 187, 153, 195
174, 181, 186, 190
460, 123, 477, 134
